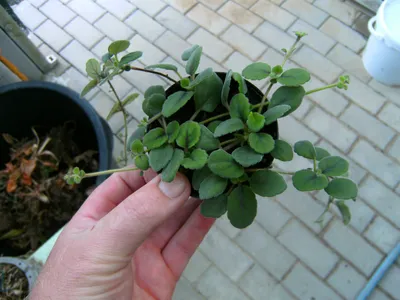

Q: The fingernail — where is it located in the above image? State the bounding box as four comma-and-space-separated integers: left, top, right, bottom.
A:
159, 174, 187, 198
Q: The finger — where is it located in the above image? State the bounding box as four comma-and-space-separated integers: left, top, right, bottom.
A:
162, 206, 215, 278
92, 173, 191, 257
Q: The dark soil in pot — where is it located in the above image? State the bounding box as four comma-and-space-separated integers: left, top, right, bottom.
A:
0, 263, 29, 300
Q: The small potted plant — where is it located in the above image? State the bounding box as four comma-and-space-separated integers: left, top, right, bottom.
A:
66, 32, 357, 229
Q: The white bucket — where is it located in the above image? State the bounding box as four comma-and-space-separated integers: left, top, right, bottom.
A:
363, 0, 400, 86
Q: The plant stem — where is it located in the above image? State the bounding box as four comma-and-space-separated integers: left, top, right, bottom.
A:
161, 117, 167, 130
305, 83, 338, 95
147, 113, 162, 126
223, 141, 240, 152
200, 112, 230, 125
258, 82, 274, 114
282, 36, 302, 68
277, 170, 295, 175
246, 168, 295, 175
190, 109, 201, 121
174, 71, 183, 80
220, 138, 237, 147
108, 80, 128, 166
83, 167, 139, 178
131, 66, 178, 83
313, 158, 317, 172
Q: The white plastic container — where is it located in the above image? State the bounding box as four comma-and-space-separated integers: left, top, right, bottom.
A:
363, 0, 400, 86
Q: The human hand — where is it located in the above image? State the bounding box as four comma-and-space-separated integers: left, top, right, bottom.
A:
30, 169, 215, 300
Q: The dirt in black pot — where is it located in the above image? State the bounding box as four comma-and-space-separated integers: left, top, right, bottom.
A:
0, 264, 29, 300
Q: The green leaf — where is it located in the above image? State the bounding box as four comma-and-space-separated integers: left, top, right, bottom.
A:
128, 127, 146, 150
196, 125, 220, 151
208, 121, 221, 133
228, 186, 257, 229
230, 93, 251, 121
270, 86, 305, 116
194, 71, 223, 112
242, 62, 271, 80
0, 229, 24, 241
294, 140, 316, 159
143, 93, 165, 117
318, 156, 349, 176
182, 45, 200, 61
232, 72, 248, 94
293, 169, 329, 191
247, 112, 265, 132
336, 200, 351, 225
106, 102, 122, 121
248, 133, 275, 154
208, 149, 244, 179
277, 68, 311, 86
108, 40, 130, 55
122, 93, 139, 106
232, 146, 263, 167
135, 154, 149, 170
271, 65, 283, 75
200, 195, 227, 218
166, 121, 180, 143
187, 68, 213, 89
221, 70, 233, 109
162, 91, 194, 117
199, 174, 228, 199
325, 178, 358, 200
149, 145, 174, 172
214, 118, 244, 138
192, 166, 212, 190
182, 148, 208, 170
263, 105, 291, 125
162, 149, 184, 182
176, 121, 201, 149
119, 51, 143, 66
131, 139, 144, 154
81, 79, 98, 97
73, 167, 80, 175
271, 140, 293, 161
145, 85, 165, 98
145, 64, 178, 72
249, 170, 287, 197
143, 128, 168, 150
186, 46, 202, 75
86, 59, 101, 79
102, 53, 112, 63
315, 147, 331, 161
180, 78, 190, 89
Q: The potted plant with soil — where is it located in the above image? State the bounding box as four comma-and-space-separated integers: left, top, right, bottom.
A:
66, 32, 357, 229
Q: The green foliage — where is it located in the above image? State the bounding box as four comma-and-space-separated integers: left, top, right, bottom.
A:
135, 155, 149, 170
325, 178, 358, 200
162, 149, 184, 182
149, 145, 174, 172
162, 91, 194, 117
166, 121, 180, 143
315, 147, 330, 161
81, 79, 98, 97
277, 68, 311, 86
263, 105, 291, 125
145, 64, 178, 72
186, 46, 202, 75
186, 68, 213, 89
107, 93, 139, 120
145, 85, 165, 98
200, 195, 227, 218
248, 133, 275, 154
294, 140, 316, 160
143, 128, 168, 150
249, 170, 287, 197
143, 93, 165, 117
232, 72, 248, 94
119, 51, 142, 66
293, 169, 328, 191
194, 71, 223, 112
131, 139, 144, 154
182, 149, 208, 169
208, 149, 244, 179
230, 93, 251, 121
176, 121, 201, 149
108, 40, 130, 55
318, 156, 349, 176
207, 121, 221, 133
271, 140, 293, 161
228, 186, 257, 228
214, 118, 244, 137
242, 62, 271, 80
86, 59, 101, 79
196, 125, 220, 151
269, 86, 305, 116
247, 112, 265, 132
182, 45, 200, 61
199, 174, 228, 199
192, 166, 212, 191
221, 70, 233, 109
232, 146, 263, 167
336, 200, 351, 225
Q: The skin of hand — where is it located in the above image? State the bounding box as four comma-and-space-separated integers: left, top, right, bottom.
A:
30, 169, 215, 300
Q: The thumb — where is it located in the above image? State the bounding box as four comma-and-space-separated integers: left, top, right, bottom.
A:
91, 173, 191, 257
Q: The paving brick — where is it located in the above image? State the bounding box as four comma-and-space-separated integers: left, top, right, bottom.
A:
379, 266, 400, 299
122, 62, 166, 94
161, 57, 186, 78
27, 32, 43, 48
155, 6, 197, 39
223, 52, 253, 73
327, 261, 367, 299
353, 13, 371, 37
112, 135, 125, 167
94, 13, 134, 41
292, 97, 313, 120
236, 222, 296, 279
68, 0, 105, 23
198, 55, 226, 73
60, 40, 94, 74
278, 115, 319, 145
155, 31, 190, 62
303, 77, 348, 116
130, 35, 166, 65
38, 43, 70, 76
314, 0, 360, 26
370, 288, 392, 300
91, 37, 112, 58
320, 17, 366, 53
234, 0, 258, 8
218, 1, 263, 32
389, 136, 400, 162
282, 0, 328, 27
250, 0, 296, 30
215, 214, 241, 239
292, 46, 343, 83
124, 89, 146, 122
182, 250, 211, 283
163, 0, 197, 13
174, 277, 205, 300
283, 263, 341, 300
379, 103, 400, 132
27, 0, 47, 7
35, 20, 72, 52
260, 48, 298, 70
196, 267, 250, 300
188, 28, 233, 63
199, 226, 253, 281
57, 67, 98, 99
340, 105, 395, 150
198, 0, 227, 9
221, 25, 266, 60
130, 0, 167, 16
14, 1, 46, 31
324, 220, 383, 276
255, 196, 291, 236
327, 44, 371, 83
40, 0, 76, 27
253, 22, 295, 53
365, 217, 400, 253
100, 75, 133, 101
187, 3, 230, 35
97, 0, 135, 20
126, 10, 166, 42
278, 220, 339, 277
350, 141, 400, 188
369, 79, 400, 107
288, 20, 336, 55
305, 106, 357, 152
65, 17, 103, 49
